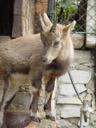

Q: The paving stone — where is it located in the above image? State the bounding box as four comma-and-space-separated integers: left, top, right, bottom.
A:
59, 84, 87, 96
57, 97, 82, 105
61, 105, 81, 118
25, 119, 57, 128
58, 70, 91, 84
57, 119, 72, 128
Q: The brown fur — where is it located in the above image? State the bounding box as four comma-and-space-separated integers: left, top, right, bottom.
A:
0, 13, 76, 127
30, 90, 40, 113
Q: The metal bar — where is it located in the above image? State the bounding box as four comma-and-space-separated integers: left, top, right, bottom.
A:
68, 70, 80, 97
48, 0, 53, 21
68, 70, 83, 103
93, 49, 96, 103
71, 32, 96, 34
54, 0, 56, 20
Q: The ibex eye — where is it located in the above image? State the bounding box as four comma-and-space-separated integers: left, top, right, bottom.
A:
53, 41, 59, 46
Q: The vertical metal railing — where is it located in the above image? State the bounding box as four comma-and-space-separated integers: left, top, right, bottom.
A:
48, 0, 53, 21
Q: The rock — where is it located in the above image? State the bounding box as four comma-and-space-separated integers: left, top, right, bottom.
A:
7, 90, 45, 117
8, 92, 31, 112
57, 119, 72, 128
58, 70, 91, 84
25, 119, 57, 128
38, 119, 57, 128
5, 112, 31, 128
56, 97, 82, 105
25, 122, 37, 128
5, 113, 57, 128
68, 118, 79, 125
59, 84, 86, 96
71, 34, 84, 49
61, 105, 81, 118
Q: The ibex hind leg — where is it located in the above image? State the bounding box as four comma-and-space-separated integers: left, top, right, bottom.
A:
0, 83, 19, 128
0, 74, 9, 128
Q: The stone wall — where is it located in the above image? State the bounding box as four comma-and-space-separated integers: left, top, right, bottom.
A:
55, 50, 95, 128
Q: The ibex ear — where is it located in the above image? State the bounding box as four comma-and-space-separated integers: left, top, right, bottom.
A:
39, 14, 46, 30
43, 13, 52, 26
63, 21, 76, 33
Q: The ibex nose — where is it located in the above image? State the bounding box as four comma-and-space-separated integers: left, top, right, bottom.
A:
42, 56, 48, 63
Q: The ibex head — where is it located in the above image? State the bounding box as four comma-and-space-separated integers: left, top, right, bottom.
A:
40, 13, 76, 64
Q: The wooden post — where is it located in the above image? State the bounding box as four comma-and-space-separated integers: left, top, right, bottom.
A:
12, 0, 35, 38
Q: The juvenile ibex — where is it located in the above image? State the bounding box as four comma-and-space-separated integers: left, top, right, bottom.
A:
0, 13, 76, 127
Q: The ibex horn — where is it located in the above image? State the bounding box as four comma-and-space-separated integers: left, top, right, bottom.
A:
39, 14, 46, 30
50, 18, 58, 32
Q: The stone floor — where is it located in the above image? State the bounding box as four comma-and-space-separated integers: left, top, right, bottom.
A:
25, 119, 57, 128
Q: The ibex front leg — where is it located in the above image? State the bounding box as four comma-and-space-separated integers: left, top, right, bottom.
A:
30, 72, 42, 123
44, 77, 55, 121
0, 74, 20, 128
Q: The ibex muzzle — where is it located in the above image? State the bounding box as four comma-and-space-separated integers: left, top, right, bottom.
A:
42, 40, 62, 64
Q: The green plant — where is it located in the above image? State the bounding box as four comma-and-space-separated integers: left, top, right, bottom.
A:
52, 0, 83, 31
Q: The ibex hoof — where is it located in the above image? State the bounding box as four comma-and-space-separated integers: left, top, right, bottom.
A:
46, 115, 55, 121
31, 116, 41, 123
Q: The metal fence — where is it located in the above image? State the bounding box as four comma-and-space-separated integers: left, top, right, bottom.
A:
48, 0, 96, 35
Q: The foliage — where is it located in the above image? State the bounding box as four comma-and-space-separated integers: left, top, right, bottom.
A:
56, 6, 78, 23
52, 0, 83, 31
57, 0, 81, 8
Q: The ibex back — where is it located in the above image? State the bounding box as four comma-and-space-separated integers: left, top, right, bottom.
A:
0, 13, 76, 127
